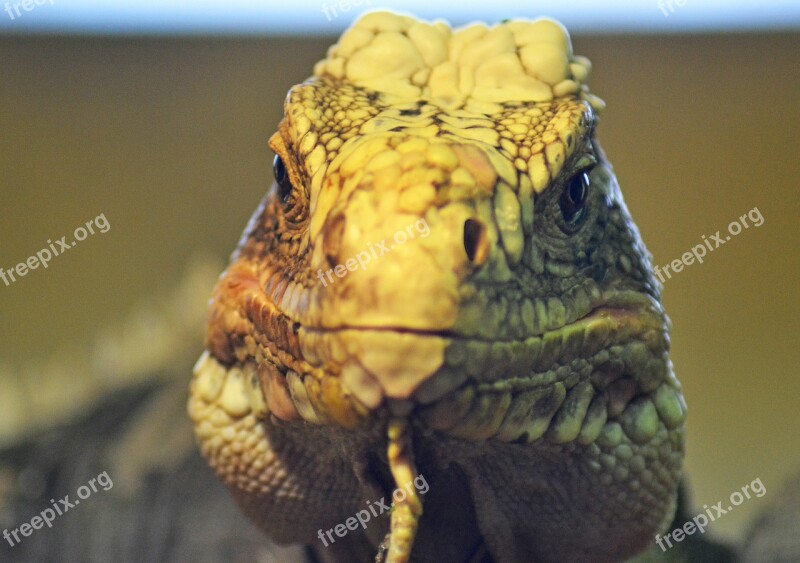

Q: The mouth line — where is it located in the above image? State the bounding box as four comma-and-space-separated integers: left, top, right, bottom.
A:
301, 290, 661, 344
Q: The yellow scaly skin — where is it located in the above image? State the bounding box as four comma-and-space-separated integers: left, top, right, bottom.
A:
188, 12, 687, 563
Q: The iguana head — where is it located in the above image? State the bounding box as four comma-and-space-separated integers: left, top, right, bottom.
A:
190, 11, 686, 563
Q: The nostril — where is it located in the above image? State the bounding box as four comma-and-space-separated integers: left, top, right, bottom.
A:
323, 212, 346, 264
463, 218, 489, 266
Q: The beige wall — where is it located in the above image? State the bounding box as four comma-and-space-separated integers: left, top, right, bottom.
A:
1, 30, 798, 542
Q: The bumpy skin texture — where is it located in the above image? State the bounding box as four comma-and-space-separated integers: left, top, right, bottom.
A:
188, 12, 687, 563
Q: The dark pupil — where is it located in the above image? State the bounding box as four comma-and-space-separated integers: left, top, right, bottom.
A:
273, 155, 292, 201
560, 171, 590, 224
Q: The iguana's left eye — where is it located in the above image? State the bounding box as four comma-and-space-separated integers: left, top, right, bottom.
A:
559, 170, 591, 227
273, 155, 293, 202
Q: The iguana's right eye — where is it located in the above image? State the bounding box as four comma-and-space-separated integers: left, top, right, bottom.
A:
273, 155, 293, 202
559, 170, 590, 227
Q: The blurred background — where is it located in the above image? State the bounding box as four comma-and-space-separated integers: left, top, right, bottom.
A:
0, 0, 798, 552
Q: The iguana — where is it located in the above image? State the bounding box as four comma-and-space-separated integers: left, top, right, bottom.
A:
1, 12, 796, 563
187, 11, 688, 563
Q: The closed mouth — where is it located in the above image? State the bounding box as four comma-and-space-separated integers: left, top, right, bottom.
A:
300, 290, 661, 339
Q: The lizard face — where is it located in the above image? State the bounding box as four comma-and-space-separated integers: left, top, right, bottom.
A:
189, 12, 686, 563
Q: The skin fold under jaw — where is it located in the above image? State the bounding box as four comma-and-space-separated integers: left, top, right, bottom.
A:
188, 11, 687, 563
